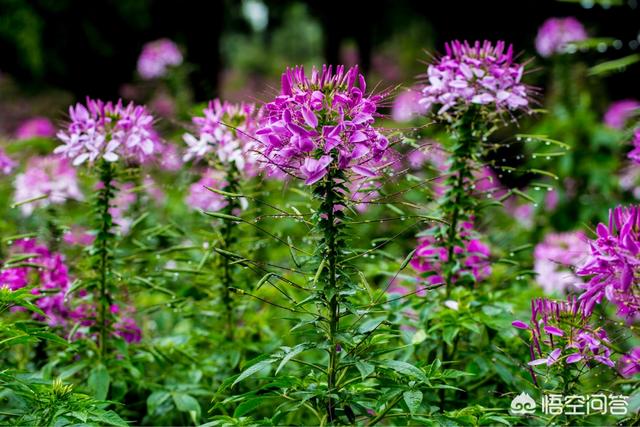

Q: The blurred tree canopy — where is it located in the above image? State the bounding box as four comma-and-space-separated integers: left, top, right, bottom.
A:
0, 0, 638, 100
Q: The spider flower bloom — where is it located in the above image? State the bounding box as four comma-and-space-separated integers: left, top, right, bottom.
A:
13, 156, 84, 215
183, 99, 262, 176
628, 129, 640, 165
619, 347, 640, 378
514, 297, 615, 368
533, 231, 589, 295
410, 222, 491, 285
535, 17, 587, 58
0, 147, 16, 175
186, 169, 229, 212
137, 38, 183, 80
0, 239, 72, 327
604, 99, 640, 130
256, 65, 392, 185
419, 40, 531, 118
577, 205, 640, 320
55, 98, 159, 166
391, 89, 426, 122
14, 117, 56, 140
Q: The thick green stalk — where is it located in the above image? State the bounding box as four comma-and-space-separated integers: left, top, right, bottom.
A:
317, 167, 343, 424
439, 110, 479, 408
220, 165, 240, 340
95, 160, 116, 359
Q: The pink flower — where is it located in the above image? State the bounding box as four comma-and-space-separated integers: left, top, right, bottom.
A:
183, 99, 262, 176
604, 99, 640, 130
420, 41, 531, 118
534, 231, 589, 295
577, 205, 640, 320
63, 227, 95, 246
13, 156, 84, 215
535, 17, 587, 58
619, 348, 640, 378
137, 38, 183, 80
391, 89, 426, 122
113, 317, 142, 344
256, 65, 393, 184
55, 98, 159, 165
14, 117, 56, 140
186, 169, 229, 212
0, 147, 16, 175
628, 129, 640, 165
411, 222, 491, 286
300, 155, 332, 185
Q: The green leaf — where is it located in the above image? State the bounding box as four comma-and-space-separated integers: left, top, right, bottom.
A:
232, 359, 275, 387
147, 391, 171, 414
276, 344, 308, 375
233, 396, 273, 417
355, 360, 375, 380
88, 364, 110, 400
403, 390, 423, 415
411, 329, 427, 345
90, 410, 129, 427
379, 360, 428, 383
172, 393, 201, 424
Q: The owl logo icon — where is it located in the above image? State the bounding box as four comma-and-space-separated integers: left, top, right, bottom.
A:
510, 392, 536, 415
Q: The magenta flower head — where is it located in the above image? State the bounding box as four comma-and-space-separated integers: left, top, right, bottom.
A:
183, 99, 262, 176
137, 38, 183, 80
410, 221, 491, 286
419, 41, 531, 119
14, 117, 56, 140
619, 347, 640, 378
577, 205, 640, 320
628, 129, 640, 165
535, 17, 587, 58
55, 98, 159, 166
0, 239, 73, 328
514, 297, 615, 370
13, 156, 84, 215
0, 147, 16, 175
604, 99, 640, 130
256, 65, 393, 185
533, 231, 588, 295
186, 169, 231, 213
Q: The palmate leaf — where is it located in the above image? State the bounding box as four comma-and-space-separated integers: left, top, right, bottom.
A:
275, 343, 310, 375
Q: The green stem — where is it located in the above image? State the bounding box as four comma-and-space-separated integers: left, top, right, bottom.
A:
317, 167, 343, 424
96, 160, 115, 359
221, 165, 240, 340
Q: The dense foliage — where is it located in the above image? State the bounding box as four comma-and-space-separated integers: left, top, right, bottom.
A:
1, 4, 639, 427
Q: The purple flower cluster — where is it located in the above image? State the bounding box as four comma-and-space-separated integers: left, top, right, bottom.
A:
14, 117, 56, 140
577, 205, 640, 320
183, 99, 262, 176
137, 38, 183, 80
186, 169, 229, 212
513, 297, 614, 369
0, 239, 72, 327
256, 65, 392, 185
604, 99, 639, 130
13, 156, 84, 215
0, 147, 16, 175
410, 221, 491, 285
627, 129, 640, 165
535, 17, 588, 57
533, 231, 588, 295
0, 238, 142, 343
391, 88, 426, 122
419, 40, 530, 117
619, 348, 640, 378
55, 98, 159, 166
